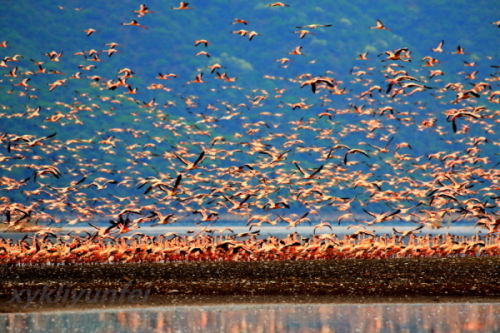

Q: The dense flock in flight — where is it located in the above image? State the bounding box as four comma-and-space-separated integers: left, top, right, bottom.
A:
0, 2, 499, 264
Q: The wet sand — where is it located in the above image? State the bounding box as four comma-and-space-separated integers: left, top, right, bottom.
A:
1, 257, 500, 313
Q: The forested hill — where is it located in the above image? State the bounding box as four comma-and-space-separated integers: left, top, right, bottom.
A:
2, 1, 498, 72
0, 0, 499, 227
1, 0, 498, 146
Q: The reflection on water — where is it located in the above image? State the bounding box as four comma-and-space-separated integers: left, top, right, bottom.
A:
1, 303, 499, 333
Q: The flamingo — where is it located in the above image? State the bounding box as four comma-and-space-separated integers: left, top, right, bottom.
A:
206, 63, 225, 73
294, 163, 324, 179
296, 24, 332, 29
82, 28, 98, 36
361, 208, 402, 225
231, 29, 248, 36
195, 51, 210, 57
156, 72, 177, 79
369, 19, 390, 31
185, 72, 203, 84
356, 52, 370, 60
300, 77, 335, 93
343, 148, 370, 164
171, 2, 194, 10
313, 221, 333, 234
12, 78, 32, 88
293, 30, 314, 39
431, 40, 444, 52
133, 4, 154, 17
378, 47, 410, 62
393, 225, 424, 239
43, 51, 63, 62
120, 20, 148, 29
47, 79, 67, 92
175, 150, 205, 171
247, 31, 261, 41
269, 2, 290, 7
193, 209, 219, 223
451, 45, 469, 55
287, 46, 304, 55
232, 19, 248, 25
194, 39, 211, 47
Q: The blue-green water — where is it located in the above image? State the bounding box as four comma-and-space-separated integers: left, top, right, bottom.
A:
1, 303, 499, 333
1, 225, 481, 242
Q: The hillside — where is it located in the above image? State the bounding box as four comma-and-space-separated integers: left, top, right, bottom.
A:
0, 0, 499, 233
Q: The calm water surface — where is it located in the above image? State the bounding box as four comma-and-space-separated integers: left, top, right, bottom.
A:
1, 303, 499, 333
1, 225, 482, 242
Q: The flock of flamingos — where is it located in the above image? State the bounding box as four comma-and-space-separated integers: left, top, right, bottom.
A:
0, 2, 500, 264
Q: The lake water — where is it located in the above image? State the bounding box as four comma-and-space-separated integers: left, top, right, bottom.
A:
1, 225, 482, 242
1, 303, 499, 333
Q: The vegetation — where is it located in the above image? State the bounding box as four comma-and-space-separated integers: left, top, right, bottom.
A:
0, 0, 498, 231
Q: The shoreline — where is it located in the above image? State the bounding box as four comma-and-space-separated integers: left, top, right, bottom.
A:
3, 295, 500, 314
1, 257, 500, 313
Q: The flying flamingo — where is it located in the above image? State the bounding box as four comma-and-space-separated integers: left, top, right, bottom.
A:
232, 19, 248, 25
293, 30, 314, 39
378, 47, 410, 62
133, 4, 154, 17
185, 72, 203, 85
175, 150, 205, 171
288, 46, 304, 55
369, 19, 390, 31
296, 24, 332, 29
194, 39, 211, 47
294, 163, 324, 179
431, 40, 444, 52
171, 2, 194, 10
269, 2, 290, 7
82, 28, 98, 36
356, 52, 370, 60
451, 45, 469, 55
121, 20, 148, 29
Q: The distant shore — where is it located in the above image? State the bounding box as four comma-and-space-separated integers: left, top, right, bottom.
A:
1, 257, 499, 313
1, 224, 62, 234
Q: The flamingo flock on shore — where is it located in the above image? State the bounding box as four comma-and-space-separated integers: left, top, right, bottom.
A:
0, 2, 499, 264
0, 231, 498, 265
